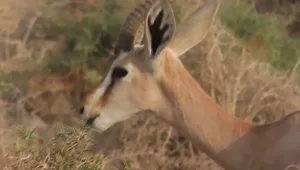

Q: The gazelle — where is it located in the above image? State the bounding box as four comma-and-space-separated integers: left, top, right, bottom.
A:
79, 0, 300, 169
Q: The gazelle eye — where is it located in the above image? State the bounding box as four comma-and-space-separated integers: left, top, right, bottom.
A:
112, 67, 128, 79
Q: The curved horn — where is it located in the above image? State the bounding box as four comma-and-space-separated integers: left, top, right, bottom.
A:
134, 22, 145, 45
114, 0, 158, 56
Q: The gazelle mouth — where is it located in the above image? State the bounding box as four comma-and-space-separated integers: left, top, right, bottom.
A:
85, 115, 99, 126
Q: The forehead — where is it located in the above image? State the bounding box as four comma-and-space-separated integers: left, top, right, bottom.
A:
110, 51, 131, 68
111, 45, 140, 67
110, 45, 152, 73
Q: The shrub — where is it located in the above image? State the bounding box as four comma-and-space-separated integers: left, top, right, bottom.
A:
44, 0, 122, 73
220, 2, 300, 70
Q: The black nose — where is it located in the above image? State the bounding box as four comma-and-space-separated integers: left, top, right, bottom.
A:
79, 106, 84, 115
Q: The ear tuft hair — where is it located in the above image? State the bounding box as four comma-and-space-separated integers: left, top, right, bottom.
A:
143, 0, 176, 58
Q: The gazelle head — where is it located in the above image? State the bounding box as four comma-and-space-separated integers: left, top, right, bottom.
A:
79, 0, 177, 131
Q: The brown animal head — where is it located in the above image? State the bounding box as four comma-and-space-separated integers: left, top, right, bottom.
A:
79, 0, 219, 131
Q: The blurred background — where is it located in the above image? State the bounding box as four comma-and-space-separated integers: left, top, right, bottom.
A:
0, 0, 299, 169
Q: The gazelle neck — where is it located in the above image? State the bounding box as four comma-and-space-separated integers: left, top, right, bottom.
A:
152, 50, 300, 170
156, 50, 252, 150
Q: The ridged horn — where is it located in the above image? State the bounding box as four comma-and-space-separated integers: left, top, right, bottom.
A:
114, 0, 158, 56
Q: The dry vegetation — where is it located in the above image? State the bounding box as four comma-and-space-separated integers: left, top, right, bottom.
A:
0, 0, 300, 169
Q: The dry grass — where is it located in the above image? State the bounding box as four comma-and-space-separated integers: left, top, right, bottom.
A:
183, 21, 300, 124
0, 0, 299, 170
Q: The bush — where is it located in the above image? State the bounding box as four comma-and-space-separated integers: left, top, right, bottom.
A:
220, 2, 300, 70
44, 0, 122, 73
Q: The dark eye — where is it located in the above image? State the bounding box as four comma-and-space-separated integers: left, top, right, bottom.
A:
111, 67, 128, 79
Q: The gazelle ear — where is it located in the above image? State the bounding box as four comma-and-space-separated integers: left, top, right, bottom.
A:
143, 0, 176, 59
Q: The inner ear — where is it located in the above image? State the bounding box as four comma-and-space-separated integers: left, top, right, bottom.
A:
143, 1, 176, 58
148, 9, 170, 55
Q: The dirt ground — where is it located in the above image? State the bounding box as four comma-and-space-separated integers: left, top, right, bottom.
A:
0, 0, 300, 170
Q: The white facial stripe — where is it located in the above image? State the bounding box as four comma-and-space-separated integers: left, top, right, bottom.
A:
91, 52, 130, 107
114, 52, 128, 65
92, 72, 111, 104
109, 51, 129, 70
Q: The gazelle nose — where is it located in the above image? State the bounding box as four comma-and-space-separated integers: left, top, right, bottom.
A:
79, 106, 85, 115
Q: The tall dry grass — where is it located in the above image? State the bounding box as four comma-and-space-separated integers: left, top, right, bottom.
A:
184, 21, 300, 124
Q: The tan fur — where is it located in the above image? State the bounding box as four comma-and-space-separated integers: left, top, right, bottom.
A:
81, 0, 300, 170
156, 50, 300, 170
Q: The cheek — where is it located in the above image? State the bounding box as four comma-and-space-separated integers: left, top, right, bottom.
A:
93, 96, 141, 131
101, 83, 142, 112
130, 77, 159, 110
105, 88, 141, 113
